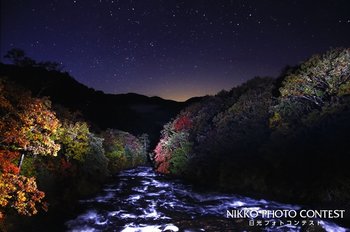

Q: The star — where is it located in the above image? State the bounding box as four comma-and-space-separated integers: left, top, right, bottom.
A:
1, 0, 349, 101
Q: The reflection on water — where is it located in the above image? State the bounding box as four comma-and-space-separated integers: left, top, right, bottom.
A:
66, 166, 347, 232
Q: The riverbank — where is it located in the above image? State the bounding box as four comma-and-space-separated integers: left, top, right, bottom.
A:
151, 48, 350, 230
180, 171, 350, 229
4, 166, 348, 232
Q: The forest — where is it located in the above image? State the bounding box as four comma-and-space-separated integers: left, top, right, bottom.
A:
0, 51, 152, 230
0, 47, 349, 230
152, 48, 350, 218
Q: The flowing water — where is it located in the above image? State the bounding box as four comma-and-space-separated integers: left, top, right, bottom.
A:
65, 166, 348, 232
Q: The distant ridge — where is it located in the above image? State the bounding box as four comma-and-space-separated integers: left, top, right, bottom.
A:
0, 63, 201, 143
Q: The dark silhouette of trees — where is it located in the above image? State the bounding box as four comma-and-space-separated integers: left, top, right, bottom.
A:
4, 48, 63, 71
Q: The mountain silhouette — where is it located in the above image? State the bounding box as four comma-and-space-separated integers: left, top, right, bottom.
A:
0, 63, 199, 143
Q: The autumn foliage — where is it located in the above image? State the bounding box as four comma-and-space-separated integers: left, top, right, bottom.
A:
0, 83, 60, 157
0, 77, 149, 228
153, 115, 192, 174
152, 48, 350, 207
0, 80, 60, 221
173, 115, 192, 132
154, 138, 171, 174
0, 150, 19, 175
103, 129, 148, 172
0, 173, 47, 217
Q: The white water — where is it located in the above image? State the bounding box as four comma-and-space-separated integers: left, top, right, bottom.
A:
65, 166, 348, 232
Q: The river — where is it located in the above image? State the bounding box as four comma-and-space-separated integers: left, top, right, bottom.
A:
65, 166, 348, 232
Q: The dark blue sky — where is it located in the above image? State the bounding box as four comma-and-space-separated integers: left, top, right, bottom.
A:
1, 0, 350, 101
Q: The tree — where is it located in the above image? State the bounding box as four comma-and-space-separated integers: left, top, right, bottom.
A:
272, 48, 350, 130
169, 132, 192, 175
4, 48, 36, 66
58, 121, 90, 162
280, 48, 350, 107
0, 173, 47, 219
0, 81, 61, 172
173, 115, 192, 132
153, 114, 193, 175
0, 80, 61, 221
4, 48, 63, 71
103, 129, 147, 172
154, 137, 171, 174
80, 133, 109, 181
0, 150, 19, 175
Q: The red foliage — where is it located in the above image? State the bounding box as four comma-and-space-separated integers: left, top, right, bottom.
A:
156, 160, 170, 174
173, 115, 192, 132
0, 150, 20, 174
154, 140, 170, 174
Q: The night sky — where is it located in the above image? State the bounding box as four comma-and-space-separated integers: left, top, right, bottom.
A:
1, 0, 350, 101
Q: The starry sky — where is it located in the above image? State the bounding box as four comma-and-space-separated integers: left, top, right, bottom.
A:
1, 0, 350, 101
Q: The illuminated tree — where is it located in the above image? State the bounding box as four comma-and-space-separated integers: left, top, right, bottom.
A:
154, 138, 171, 174
0, 81, 61, 171
272, 48, 350, 130
280, 48, 350, 107
173, 115, 192, 132
153, 115, 193, 175
169, 132, 192, 175
58, 121, 90, 162
103, 129, 147, 172
0, 150, 19, 175
0, 80, 61, 222
0, 173, 47, 218
80, 133, 109, 180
